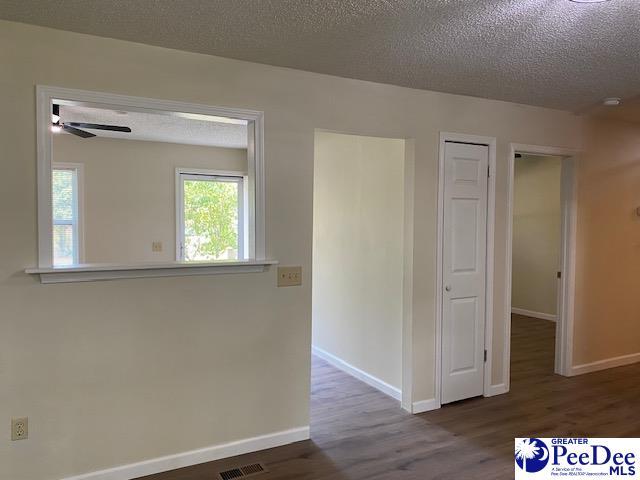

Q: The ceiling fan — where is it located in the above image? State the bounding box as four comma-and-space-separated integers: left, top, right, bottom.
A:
51, 104, 132, 138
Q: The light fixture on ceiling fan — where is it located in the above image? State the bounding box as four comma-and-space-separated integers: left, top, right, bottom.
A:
51, 104, 132, 138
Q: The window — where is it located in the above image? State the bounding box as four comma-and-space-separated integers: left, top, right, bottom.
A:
177, 170, 247, 262
52, 164, 82, 266
31, 87, 269, 282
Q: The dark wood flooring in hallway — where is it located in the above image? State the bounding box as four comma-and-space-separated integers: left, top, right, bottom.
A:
140, 315, 640, 480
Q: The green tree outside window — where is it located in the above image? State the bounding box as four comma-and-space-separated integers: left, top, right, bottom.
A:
183, 179, 239, 261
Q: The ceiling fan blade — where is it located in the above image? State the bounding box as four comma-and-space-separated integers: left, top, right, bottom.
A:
63, 124, 96, 138
65, 122, 132, 133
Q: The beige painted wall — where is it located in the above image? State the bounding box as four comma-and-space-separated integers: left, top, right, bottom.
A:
53, 135, 247, 264
512, 155, 561, 316
0, 20, 583, 480
573, 117, 640, 366
312, 132, 404, 389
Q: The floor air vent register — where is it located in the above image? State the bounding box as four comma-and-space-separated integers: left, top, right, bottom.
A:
218, 463, 267, 480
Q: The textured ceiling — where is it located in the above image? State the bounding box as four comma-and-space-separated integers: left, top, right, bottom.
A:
2, 0, 639, 112
58, 105, 248, 148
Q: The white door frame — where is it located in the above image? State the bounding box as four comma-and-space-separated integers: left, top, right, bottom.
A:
436, 132, 496, 407
505, 143, 579, 383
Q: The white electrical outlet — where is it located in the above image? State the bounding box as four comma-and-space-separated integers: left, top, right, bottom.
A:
152, 241, 163, 253
11, 417, 28, 441
277, 266, 302, 287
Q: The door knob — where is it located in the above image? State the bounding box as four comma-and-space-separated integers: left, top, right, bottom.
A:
445, 285, 451, 292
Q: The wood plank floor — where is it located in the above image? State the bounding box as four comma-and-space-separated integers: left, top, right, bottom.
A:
140, 315, 640, 480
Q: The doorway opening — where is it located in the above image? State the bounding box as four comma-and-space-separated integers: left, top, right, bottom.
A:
506, 144, 578, 387
311, 131, 407, 412
510, 153, 562, 379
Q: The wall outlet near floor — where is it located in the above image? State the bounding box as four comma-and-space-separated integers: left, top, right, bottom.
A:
152, 241, 163, 253
11, 417, 28, 441
278, 266, 302, 287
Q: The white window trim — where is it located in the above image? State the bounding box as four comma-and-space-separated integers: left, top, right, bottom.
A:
175, 168, 248, 262
52, 162, 85, 265
25, 260, 278, 284
28, 85, 272, 283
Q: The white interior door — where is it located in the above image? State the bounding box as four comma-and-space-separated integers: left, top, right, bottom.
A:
441, 141, 489, 404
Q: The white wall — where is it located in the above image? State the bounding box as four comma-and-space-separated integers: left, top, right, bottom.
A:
312, 132, 404, 390
53, 135, 247, 263
511, 155, 561, 317
0, 20, 583, 480
573, 117, 640, 366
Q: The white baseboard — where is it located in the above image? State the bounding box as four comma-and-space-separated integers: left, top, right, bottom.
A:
512, 307, 557, 322
412, 385, 508, 413
485, 383, 509, 397
312, 346, 402, 401
571, 352, 640, 376
61, 426, 310, 480
411, 398, 440, 414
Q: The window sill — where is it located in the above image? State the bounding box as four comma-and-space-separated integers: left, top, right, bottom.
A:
25, 260, 279, 284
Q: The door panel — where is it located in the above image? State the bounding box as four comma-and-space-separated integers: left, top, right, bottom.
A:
451, 198, 479, 272
441, 142, 489, 404
450, 297, 478, 373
